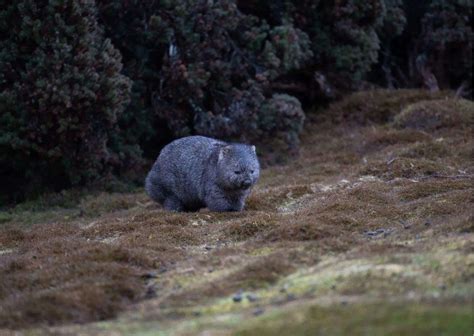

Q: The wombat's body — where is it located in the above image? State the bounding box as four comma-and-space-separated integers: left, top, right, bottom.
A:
145, 136, 259, 212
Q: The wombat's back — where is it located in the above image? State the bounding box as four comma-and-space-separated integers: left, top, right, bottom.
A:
145, 136, 223, 205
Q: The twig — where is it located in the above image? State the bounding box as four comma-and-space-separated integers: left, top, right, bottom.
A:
398, 220, 411, 230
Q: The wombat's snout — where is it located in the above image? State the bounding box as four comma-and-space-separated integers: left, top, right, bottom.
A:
241, 179, 252, 189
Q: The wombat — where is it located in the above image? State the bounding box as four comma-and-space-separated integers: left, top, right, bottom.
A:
145, 136, 260, 212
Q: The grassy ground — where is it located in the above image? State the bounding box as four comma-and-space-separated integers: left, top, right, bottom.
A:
0, 90, 473, 335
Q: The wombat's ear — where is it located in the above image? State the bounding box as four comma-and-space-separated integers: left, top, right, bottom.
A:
218, 145, 232, 161
251, 145, 256, 154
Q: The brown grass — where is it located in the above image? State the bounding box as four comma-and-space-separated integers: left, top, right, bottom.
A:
163, 252, 295, 307
325, 89, 453, 125
394, 98, 474, 131
399, 141, 450, 160
0, 92, 472, 331
245, 185, 314, 211
261, 184, 399, 250
225, 213, 279, 240
398, 179, 472, 201
360, 157, 457, 179
361, 128, 432, 154
0, 209, 207, 329
0, 236, 147, 328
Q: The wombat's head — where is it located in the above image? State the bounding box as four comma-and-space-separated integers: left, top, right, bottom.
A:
216, 144, 260, 190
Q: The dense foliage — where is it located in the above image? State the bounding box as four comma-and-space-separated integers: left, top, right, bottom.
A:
374, 0, 472, 91
0, 0, 472, 203
0, 0, 132, 203
97, 0, 310, 159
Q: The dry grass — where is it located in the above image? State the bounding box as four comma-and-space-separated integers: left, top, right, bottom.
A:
225, 213, 279, 240
163, 252, 296, 307
0, 91, 472, 332
324, 89, 453, 125
394, 98, 474, 131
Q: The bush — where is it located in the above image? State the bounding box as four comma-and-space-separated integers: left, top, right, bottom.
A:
97, 0, 471, 165
238, 0, 390, 88
1, 0, 472, 204
240, 0, 472, 97
0, 0, 132, 203
374, 0, 472, 95
98, 0, 311, 161
96, 1, 169, 158
418, 0, 473, 91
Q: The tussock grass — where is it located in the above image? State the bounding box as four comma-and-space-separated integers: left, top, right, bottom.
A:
394, 98, 474, 131
0, 91, 472, 332
325, 89, 452, 124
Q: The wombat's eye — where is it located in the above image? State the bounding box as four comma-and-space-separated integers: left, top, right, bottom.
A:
250, 170, 254, 174
234, 170, 241, 175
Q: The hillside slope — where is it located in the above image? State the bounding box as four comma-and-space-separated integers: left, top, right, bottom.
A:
0, 90, 473, 335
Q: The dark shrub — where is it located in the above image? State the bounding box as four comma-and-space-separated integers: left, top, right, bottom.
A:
1, 0, 472, 204
0, 0, 132, 203
238, 0, 391, 91
374, 0, 472, 95
98, 0, 311, 162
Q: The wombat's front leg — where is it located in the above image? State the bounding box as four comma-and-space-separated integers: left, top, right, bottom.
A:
206, 195, 244, 212
163, 196, 184, 212
204, 194, 231, 212
207, 201, 237, 212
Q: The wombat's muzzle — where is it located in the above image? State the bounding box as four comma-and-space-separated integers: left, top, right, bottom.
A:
241, 179, 252, 189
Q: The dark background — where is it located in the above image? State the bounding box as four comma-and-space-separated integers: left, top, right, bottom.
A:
0, 0, 472, 204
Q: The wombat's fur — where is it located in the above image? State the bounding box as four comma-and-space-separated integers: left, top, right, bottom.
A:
145, 136, 260, 212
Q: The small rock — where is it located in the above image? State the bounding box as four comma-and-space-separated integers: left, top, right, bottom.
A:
253, 307, 264, 316
425, 220, 432, 227
232, 295, 242, 303
145, 285, 157, 299
399, 220, 411, 229
232, 290, 243, 303
439, 284, 447, 291
141, 271, 158, 279
158, 267, 168, 274
341, 300, 348, 306
365, 228, 394, 238
204, 245, 213, 251
246, 293, 259, 302
286, 293, 296, 301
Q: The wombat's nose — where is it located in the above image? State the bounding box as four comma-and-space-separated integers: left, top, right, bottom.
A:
241, 180, 252, 188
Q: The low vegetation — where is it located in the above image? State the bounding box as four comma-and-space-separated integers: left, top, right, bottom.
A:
0, 90, 472, 335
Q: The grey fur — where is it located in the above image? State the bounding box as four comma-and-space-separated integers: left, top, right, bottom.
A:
145, 136, 260, 212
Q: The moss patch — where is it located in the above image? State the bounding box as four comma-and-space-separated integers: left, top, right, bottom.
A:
235, 303, 472, 336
